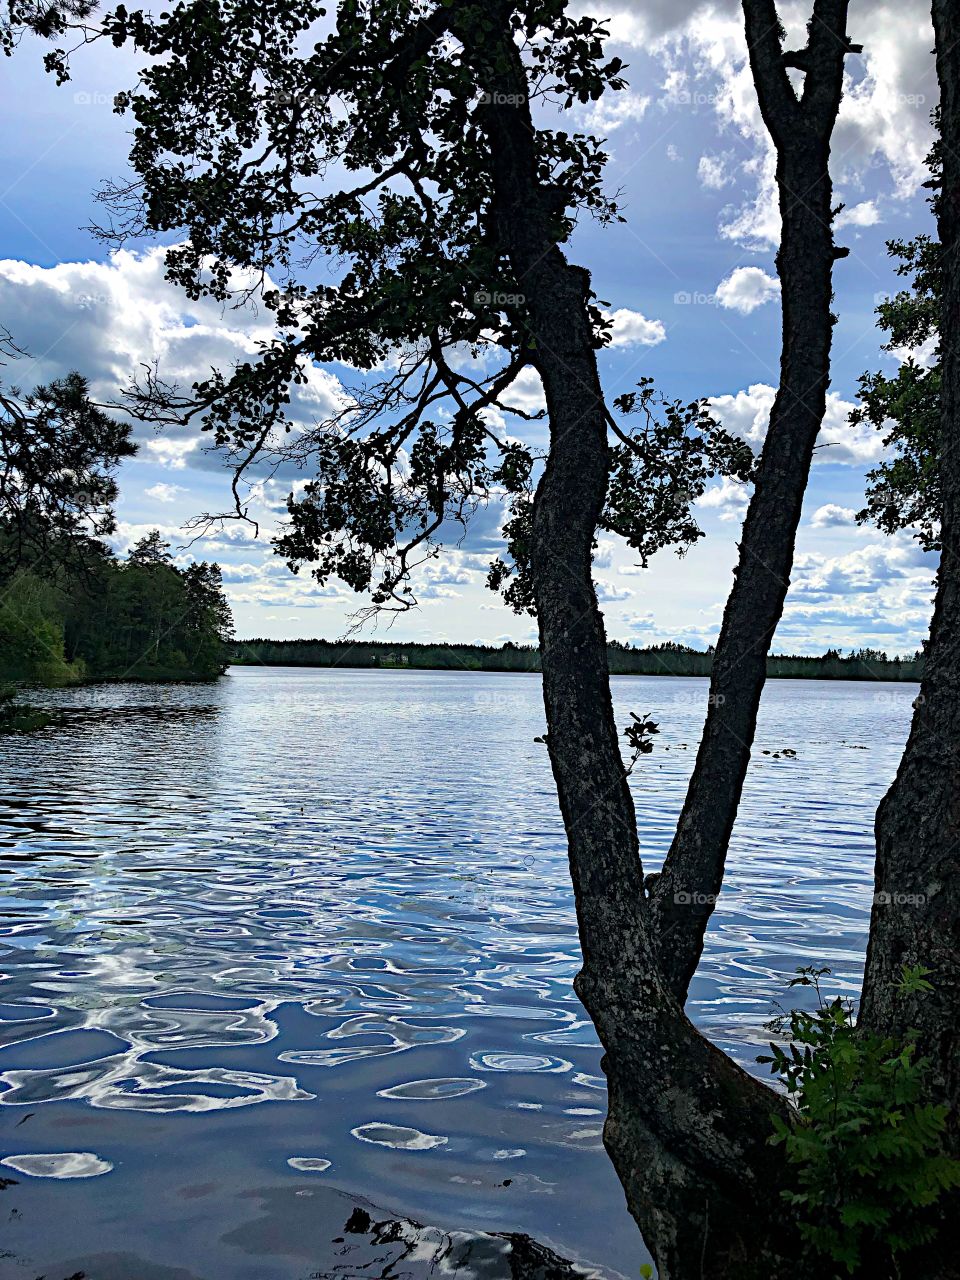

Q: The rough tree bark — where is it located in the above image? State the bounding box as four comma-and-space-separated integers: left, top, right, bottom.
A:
454, 7, 799, 1276
649, 0, 860, 1001
859, 0, 960, 1143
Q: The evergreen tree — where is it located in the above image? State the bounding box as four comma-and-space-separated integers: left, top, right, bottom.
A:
0, 336, 136, 573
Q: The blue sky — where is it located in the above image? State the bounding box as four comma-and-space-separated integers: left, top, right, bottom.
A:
0, 1, 939, 653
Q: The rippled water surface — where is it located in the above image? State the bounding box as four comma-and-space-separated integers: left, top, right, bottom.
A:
0, 668, 916, 1278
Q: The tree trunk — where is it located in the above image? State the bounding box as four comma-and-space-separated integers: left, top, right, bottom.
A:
455, 8, 798, 1275
859, 0, 960, 1144
650, 0, 858, 1001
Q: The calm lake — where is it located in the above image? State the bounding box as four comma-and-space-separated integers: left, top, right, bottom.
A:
0, 667, 917, 1278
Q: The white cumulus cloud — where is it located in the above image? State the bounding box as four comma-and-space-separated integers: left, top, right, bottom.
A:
596, 579, 633, 602
835, 200, 881, 230
605, 307, 667, 348
811, 504, 858, 528
144, 482, 185, 503
709, 383, 886, 465
715, 266, 780, 314
595, 2, 935, 247
143, 438, 200, 471
582, 89, 652, 133
698, 153, 735, 190
0, 248, 348, 471
698, 475, 751, 522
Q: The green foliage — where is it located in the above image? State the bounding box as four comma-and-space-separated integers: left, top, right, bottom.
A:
0, 352, 222, 692
490, 380, 756, 613
2, 0, 97, 63
16, 1, 752, 619
0, 533, 234, 685
0, 348, 136, 573
0, 335, 232, 688
898, 964, 936, 996
759, 966, 960, 1274
852, 123, 941, 551
605, 379, 756, 565
0, 568, 82, 683
65, 536, 234, 681
85, 0, 637, 615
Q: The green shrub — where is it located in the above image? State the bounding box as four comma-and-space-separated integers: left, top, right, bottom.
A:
759, 966, 960, 1274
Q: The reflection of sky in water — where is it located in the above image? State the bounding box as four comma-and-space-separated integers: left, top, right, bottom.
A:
0, 669, 915, 1275
352, 1123, 448, 1150
1, 1151, 113, 1178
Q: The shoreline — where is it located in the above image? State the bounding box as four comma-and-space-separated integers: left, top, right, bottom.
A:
231, 649, 923, 684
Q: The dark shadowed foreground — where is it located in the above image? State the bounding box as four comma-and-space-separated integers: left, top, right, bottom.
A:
0, 1179, 598, 1280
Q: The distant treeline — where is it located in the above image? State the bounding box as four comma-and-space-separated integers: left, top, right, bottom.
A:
233, 638, 923, 682
1, 530, 234, 685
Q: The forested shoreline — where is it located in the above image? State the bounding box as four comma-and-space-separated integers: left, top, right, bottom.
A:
233, 638, 923, 682
1, 530, 233, 686
1, 363, 232, 693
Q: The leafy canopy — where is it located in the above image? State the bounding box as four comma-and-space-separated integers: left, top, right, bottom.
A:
853, 126, 941, 552
15, 0, 754, 614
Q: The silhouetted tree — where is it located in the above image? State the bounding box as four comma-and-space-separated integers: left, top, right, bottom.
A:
853, 135, 941, 550
859, 0, 960, 1215
0, 336, 135, 572
648, 0, 862, 1001
128, 529, 172, 566
15, 1, 959, 1275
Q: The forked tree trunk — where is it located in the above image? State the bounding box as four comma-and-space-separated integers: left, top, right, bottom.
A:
455, 7, 799, 1276
650, 0, 860, 1001
859, 0, 960, 1149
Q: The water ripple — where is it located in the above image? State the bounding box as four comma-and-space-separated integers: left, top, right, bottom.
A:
1, 1151, 113, 1178
352, 1123, 448, 1151
0, 669, 915, 1278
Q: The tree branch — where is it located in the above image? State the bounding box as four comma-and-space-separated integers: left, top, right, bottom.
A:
649, 0, 855, 1001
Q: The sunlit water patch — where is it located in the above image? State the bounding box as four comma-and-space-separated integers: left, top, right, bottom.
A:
0, 668, 915, 1278
352, 1123, 448, 1150
1, 1151, 113, 1178
286, 1156, 332, 1172
378, 1077, 485, 1100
